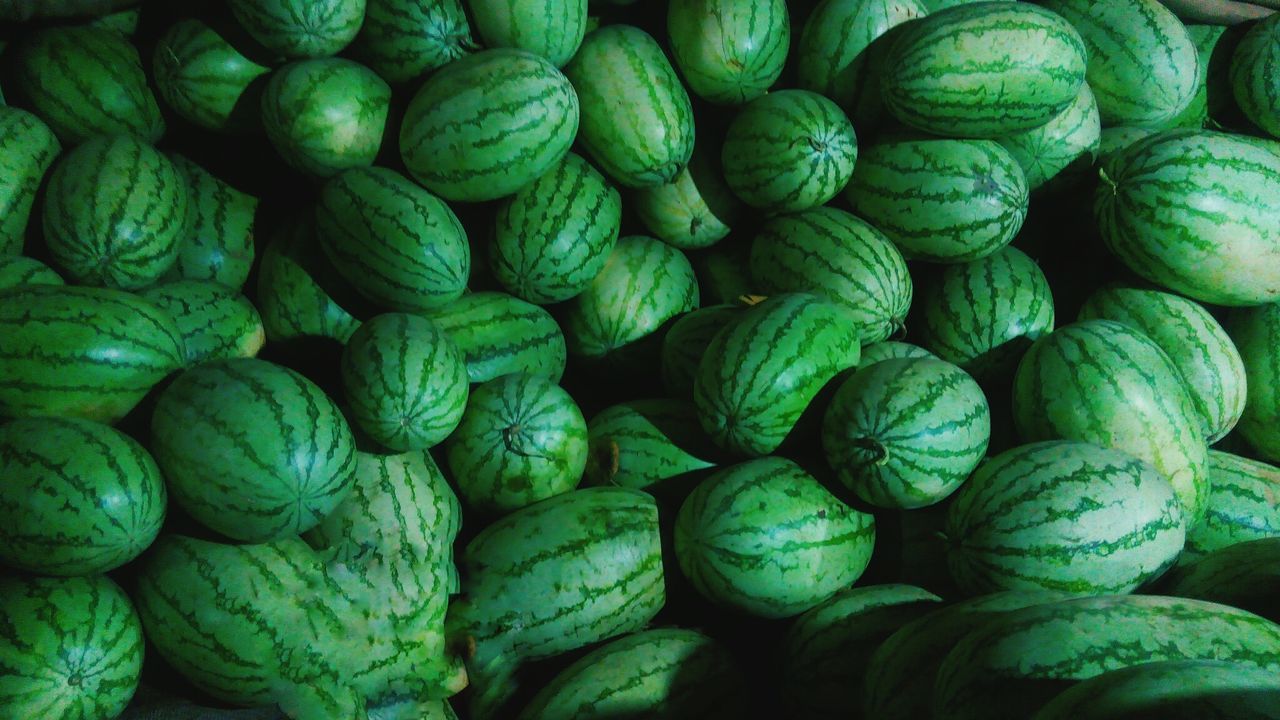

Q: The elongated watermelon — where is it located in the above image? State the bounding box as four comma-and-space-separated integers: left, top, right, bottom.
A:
1185, 451, 1280, 560
152, 18, 270, 133
0, 107, 59, 256
229, 0, 366, 58
0, 255, 62, 289
1226, 302, 1280, 462
139, 280, 265, 364
661, 304, 743, 396
425, 291, 567, 383
163, 154, 257, 289
1231, 13, 1280, 139
471, 0, 586, 67
256, 216, 361, 345
583, 399, 718, 489
352, 0, 475, 84
667, 0, 789, 104
632, 144, 741, 250
997, 81, 1101, 190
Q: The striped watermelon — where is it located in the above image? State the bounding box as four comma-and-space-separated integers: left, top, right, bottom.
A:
824, 357, 990, 509
997, 82, 1102, 190
471, 0, 587, 66
1031, 659, 1280, 720
0, 417, 165, 575
675, 457, 875, 618
490, 152, 621, 304
139, 280, 265, 365
518, 629, 749, 719
261, 58, 391, 178
934, 594, 1280, 720
560, 235, 698, 364
153, 19, 270, 133
1039, 0, 1199, 127
11, 25, 163, 144
229, 0, 366, 58
858, 340, 935, 368
0, 574, 143, 720
778, 584, 943, 719
1096, 129, 1280, 306
163, 154, 257, 289
256, 216, 361, 345
445, 372, 587, 515
1185, 451, 1280, 560
916, 245, 1054, 383
1226, 302, 1280, 461
750, 206, 911, 344
694, 293, 860, 456
661, 304, 742, 396
583, 399, 718, 490
1013, 320, 1210, 522
43, 134, 187, 289
1162, 537, 1280, 623
425, 291, 567, 383
721, 89, 857, 212
1078, 285, 1246, 443
0, 255, 62, 289
946, 441, 1185, 595
0, 107, 59, 256
341, 313, 469, 451
1164, 24, 1226, 130
1231, 13, 1280, 138
562, 25, 695, 188
352, 0, 474, 84
0, 284, 183, 422
151, 357, 357, 542
317, 166, 469, 312
667, 0, 789, 104
846, 135, 1029, 262
449, 487, 665, 719
632, 144, 741, 250
880, 2, 1088, 137
1096, 125, 1161, 161
401, 48, 577, 202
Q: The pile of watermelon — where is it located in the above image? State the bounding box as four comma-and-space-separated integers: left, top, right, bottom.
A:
3, 0, 1280, 718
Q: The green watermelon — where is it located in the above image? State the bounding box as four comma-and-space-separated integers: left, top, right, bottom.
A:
1185, 451, 1280, 561
583, 399, 717, 490
1096, 125, 1161, 161
151, 357, 357, 542
424, 291, 567, 384
0, 284, 183, 422
661, 304, 743, 396
1164, 24, 1227, 130
445, 372, 587, 515
667, 0, 789, 104
163, 154, 257, 289
857, 340, 936, 368
694, 293, 860, 456
916, 245, 1055, 383
845, 135, 1029, 262
563, 25, 695, 188
341, 313, 469, 451
0, 574, 143, 720
400, 48, 578, 202
0, 256, 62, 289
10, 25, 163, 144
1096, 129, 1280, 306
632, 144, 741, 250
997, 82, 1102, 190
824, 357, 990, 509
152, 19, 270, 133
1161, 537, 1280, 623
0, 107, 59, 256
1232, 13, 1280, 138
43, 134, 188, 289
1226, 302, 1280, 462
750, 206, 911, 344
1013, 319, 1209, 523
139, 280, 265, 365
352, 0, 475, 83
256, 217, 361, 345
1039, 0, 1199, 127
490, 152, 621, 304
880, 2, 1088, 137
261, 58, 391, 178
470, 0, 587, 67
229, 0, 366, 58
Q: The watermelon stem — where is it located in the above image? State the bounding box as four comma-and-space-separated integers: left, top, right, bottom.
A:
1098, 166, 1118, 195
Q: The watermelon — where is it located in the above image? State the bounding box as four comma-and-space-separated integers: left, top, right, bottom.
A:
0, 574, 143, 720
858, 340, 936, 368
470, 0, 587, 67
163, 154, 257, 290
694, 293, 860, 456
583, 399, 717, 490
152, 19, 270, 133
10, 25, 163, 144
1039, 0, 1200, 127
43, 134, 188, 290
0, 417, 165, 575
1232, 14, 1280, 138
1078, 285, 1246, 443
845, 135, 1029, 262
0, 255, 62, 289
151, 357, 357, 542
916, 245, 1055, 383
661, 304, 743, 396
632, 144, 741, 250
400, 48, 577, 202
997, 82, 1102, 190
667, 0, 789, 104
261, 58, 391, 178
445, 372, 587, 515
1185, 451, 1280, 560
489, 152, 621, 305
317, 166, 469, 312
750, 206, 911, 344
0, 107, 59, 256
1164, 24, 1226, 130
448, 487, 665, 719
352, 0, 475, 84
256, 217, 361, 345
1161, 537, 1280, 623
1096, 125, 1161, 161
229, 0, 366, 58
880, 2, 1088, 137
934, 594, 1280, 720
341, 313, 469, 451
0, 284, 183, 423
1013, 319, 1209, 522
1226, 296, 1280, 461
138, 280, 266, 365
1095, 129, 1280, 306
425, 291, 567, 384
563, 25, 695, 188
824, 357, 990, 509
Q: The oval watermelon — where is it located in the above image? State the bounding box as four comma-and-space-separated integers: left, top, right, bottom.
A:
352, 0, 475, 84
152, 18, 270, 133
425, 291, 567, 384
0, 107, 60, 256
229, 0, 366, 58
667, 0, 789, 104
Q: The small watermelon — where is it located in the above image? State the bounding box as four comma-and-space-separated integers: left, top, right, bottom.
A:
352, 0, 475, 83
162, 154, 257, 290
425, 291, 567, 384
256, 216, 362, 345
632, 143, 741, 250
470, 0, 587, 67
583, 399, 718, 490
667, 0, 789, 104
139, 280, 266, 365
0, 256, 63, 289
152, 18, 270, 133
229, 0, 367, 58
